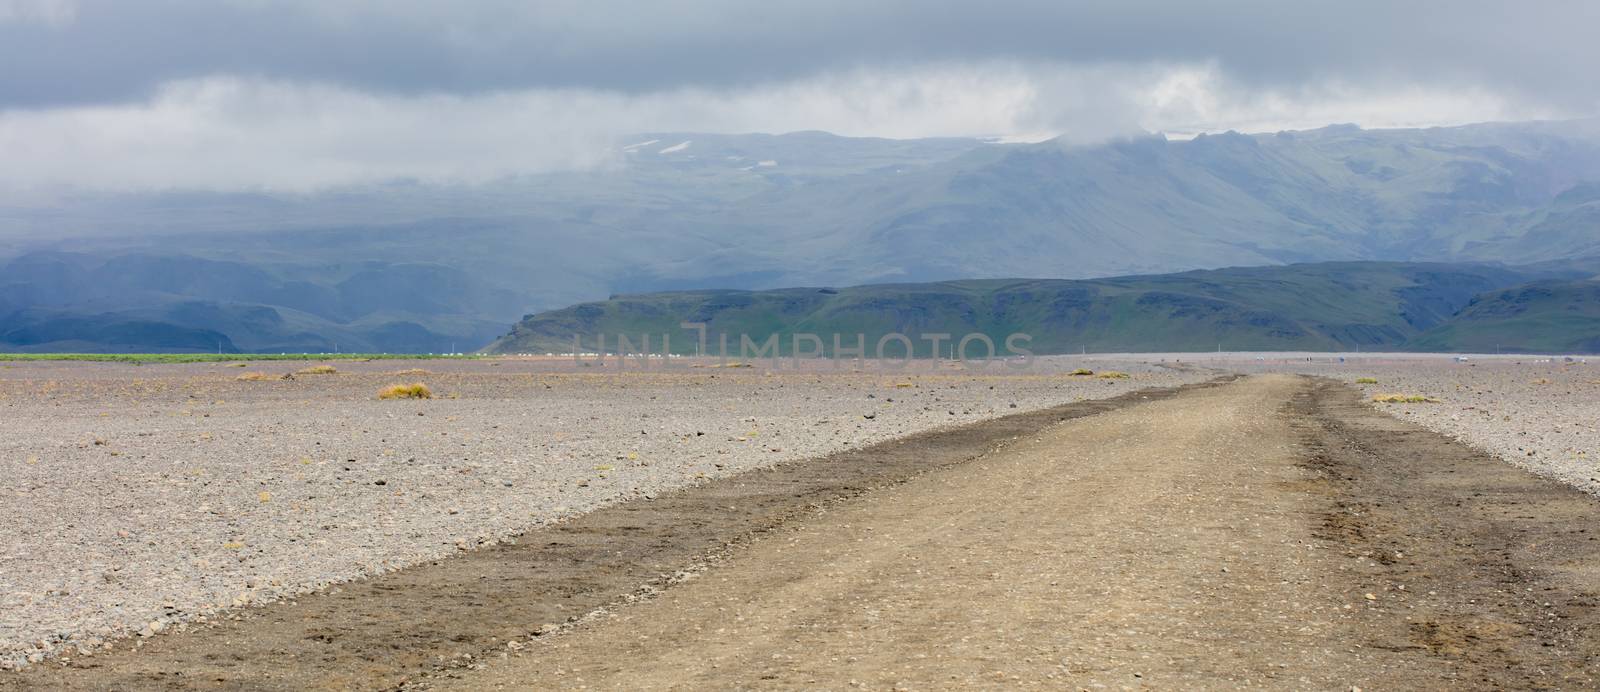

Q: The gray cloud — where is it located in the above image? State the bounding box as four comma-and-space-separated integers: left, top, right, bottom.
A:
0, 1, 1594, 192
2, 0, 1596, 109
0, 64, 1560, 192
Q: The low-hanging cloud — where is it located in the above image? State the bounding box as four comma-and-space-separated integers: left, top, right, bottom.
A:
3, 1, 1597, 110
0, 1, 1593, 192
0, 0, 74, 25
0, 61, 1570, 192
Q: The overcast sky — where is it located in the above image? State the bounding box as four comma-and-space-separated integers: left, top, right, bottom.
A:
2, 0, 1597, 191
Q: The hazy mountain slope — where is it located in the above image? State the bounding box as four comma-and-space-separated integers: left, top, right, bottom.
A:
0, 133, 995, 352
484, 262, 1534, 355
564, 119, 1600, 287
0, 252, 511, 353
10, 119, 1600, 287
0, 308, 240, 354
1409, 279, 1600, 354
6, 120, 1600, 352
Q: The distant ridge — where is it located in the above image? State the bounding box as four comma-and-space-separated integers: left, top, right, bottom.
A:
1408, 279, 1600, 354
487, 261, 1600, 356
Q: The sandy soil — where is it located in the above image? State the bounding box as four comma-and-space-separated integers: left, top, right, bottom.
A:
0, 356, 1206, 668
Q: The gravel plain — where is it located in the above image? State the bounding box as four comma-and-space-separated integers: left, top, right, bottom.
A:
0, 355, 1208, 668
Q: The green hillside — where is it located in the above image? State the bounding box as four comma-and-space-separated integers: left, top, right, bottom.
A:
1409, 280, 1600, 354
485, 262, 1538, 356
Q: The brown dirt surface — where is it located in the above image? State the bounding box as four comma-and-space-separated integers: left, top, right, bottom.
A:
7, 374, 1600, 690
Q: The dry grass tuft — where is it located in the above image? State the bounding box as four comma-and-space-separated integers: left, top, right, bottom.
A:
296, 365, 339, 375
377, 382, 433, 400
1096, 371, 1130, 379
235, 372, 275, 382
1355, 377, 1379, 384
1068, 368, 1095, 376
387, 368, 434, 376
1372, 393, 1439, 404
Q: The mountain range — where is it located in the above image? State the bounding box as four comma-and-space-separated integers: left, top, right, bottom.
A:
4, 118, 1600, 353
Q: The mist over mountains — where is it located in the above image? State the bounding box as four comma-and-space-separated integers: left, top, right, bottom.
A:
4, 118, 1600, 353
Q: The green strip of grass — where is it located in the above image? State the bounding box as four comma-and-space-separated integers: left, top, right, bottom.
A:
0, 353, 481, 364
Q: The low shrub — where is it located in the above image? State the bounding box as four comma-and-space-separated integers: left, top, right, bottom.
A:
1354, 377, 1378, 384
1068, 368, 1095, 376
378, 382, 433, 400
1096, 371, 1129, 379
296, 365, 338, 375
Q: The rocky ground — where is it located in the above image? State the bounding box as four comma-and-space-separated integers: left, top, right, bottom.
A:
0, 355, 1206, 669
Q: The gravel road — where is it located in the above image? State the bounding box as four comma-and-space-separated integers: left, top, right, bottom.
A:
0, 356, 1205, 668
438, 375, 1351, 689
427, 374, 1600, 689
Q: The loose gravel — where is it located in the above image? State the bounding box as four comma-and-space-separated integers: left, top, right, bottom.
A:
0, 356, 1207, 668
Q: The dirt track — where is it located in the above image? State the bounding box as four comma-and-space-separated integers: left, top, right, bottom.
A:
432, 375, 1600, 690
7, 375, 1600, 689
